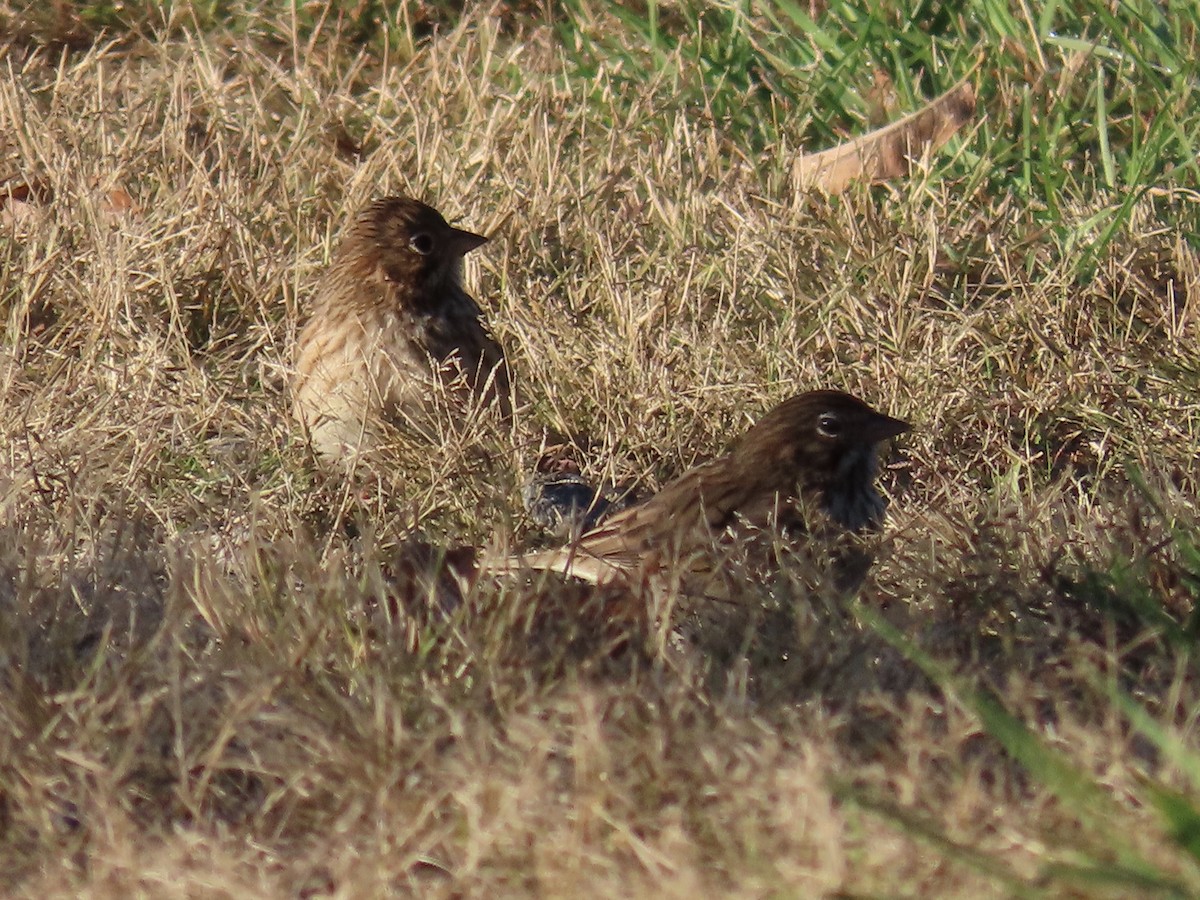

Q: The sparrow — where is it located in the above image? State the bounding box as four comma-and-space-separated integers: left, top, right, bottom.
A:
292, 196, 510, 464
487, 390, 910, 595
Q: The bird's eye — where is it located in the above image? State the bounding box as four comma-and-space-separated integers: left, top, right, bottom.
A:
408, 232, 434, 255
817, 412, 841, 438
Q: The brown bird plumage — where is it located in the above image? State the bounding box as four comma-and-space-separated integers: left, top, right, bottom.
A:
489, 390, 909, 592
292, 196, 510, 463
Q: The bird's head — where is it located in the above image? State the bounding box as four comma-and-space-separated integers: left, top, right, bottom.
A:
735, 389, 910, 530
351, 196, 487, 306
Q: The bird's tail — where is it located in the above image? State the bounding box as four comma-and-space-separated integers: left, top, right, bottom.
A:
478, 544, 627, 586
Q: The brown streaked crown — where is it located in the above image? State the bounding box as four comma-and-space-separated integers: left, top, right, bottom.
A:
340, 196, 488, 308
729, 389, 909, 486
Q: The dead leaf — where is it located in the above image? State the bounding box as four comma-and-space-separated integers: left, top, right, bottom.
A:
104, 185, 142, 219
0, 178, 52, 229
793, 74, 977, 194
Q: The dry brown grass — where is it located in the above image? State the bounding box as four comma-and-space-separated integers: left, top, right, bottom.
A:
1, 5, 1199, 897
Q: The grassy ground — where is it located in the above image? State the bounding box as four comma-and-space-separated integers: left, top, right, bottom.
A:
1, 1, 1199, 896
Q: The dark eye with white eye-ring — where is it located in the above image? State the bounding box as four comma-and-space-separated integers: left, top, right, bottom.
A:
408, 232, 434, 255
816, 412, 841, 438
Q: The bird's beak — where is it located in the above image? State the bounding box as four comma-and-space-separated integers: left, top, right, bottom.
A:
864, 412, 911, 443
446, 227, 488, 256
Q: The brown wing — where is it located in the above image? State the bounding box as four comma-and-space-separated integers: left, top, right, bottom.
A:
492, 453, 760, 584
573, 455, 739, 552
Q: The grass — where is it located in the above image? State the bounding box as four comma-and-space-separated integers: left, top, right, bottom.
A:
1, 0, 1199, 895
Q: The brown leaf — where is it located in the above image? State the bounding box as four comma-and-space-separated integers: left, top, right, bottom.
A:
104, 185, 141, 219
0, 178, 52, 205
793, 75, 977, 194
0, 178, 52, 229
